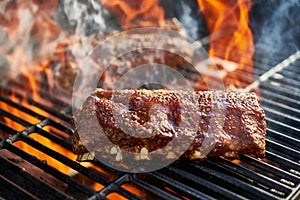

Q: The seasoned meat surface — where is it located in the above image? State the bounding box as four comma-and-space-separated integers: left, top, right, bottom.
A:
73, 89, 266, 162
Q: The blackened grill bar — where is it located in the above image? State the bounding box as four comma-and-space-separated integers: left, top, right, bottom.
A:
0, 52, 300, 199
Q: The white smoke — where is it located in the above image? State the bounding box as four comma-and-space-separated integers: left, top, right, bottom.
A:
0, 0, 118, 81
55, 0, 118, 36
179, 1, 199, 40
255, 0, 300, 63
0, 1, 64, 79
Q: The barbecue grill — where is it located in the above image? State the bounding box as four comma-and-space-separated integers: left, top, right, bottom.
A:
0, 0, 300, 199
0, 49, 299, 200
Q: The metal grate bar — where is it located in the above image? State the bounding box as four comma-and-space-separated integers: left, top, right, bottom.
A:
266, 118, 300, 139
266, 128, 300, 151
115, 187, 143, 200
0, 156, 72, 200
180, 161, 280, 200
28, 99, 72, 123
262, 84, 300, 100
262, 98, 300, 118
91, 159, 124, 176
268, 77, 300, 91
18, 133, 111, 186
0, 121, 18, 135
277, 70, 300, 82
0, 96, 45, 121
94, 174, 142, 200
0, 84, 69, 110
206, 158, 293, 195
132, 178, 181, 200
260, 89, 300, 110
266, 139, 300, 163
33, 122, 73, 150
38, 118, 74, 137
0, 85, 72, 126
264, 107, 300, 129
0, 174, 38, 200
288, 188, 300, 200
0, 108, 32, 128
88, 195, 107, 200
165, 165, 246, 200
245, 51, 300, 92
112, 188, 143, 200
130, 173, 180, 200
266, 120, 300, 139
149, 170, 216, 200
260, 82, 300, 102
254, 48, 288, 66
3, 142, 95, 197
285, 63, 300, 73
240, 155, 300, 186
266, 151, 300, 176
97, 187, 142, 200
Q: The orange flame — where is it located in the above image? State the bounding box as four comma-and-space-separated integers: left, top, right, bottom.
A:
0, 75, 73, 173
0, 0, 63, 78
0, 81, 107, 191
0, 0, 255, 195
98, 0, 165, 29
197, 0, 255, 88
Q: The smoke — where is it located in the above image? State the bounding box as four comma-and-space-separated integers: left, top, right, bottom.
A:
252, 0, 300, 65
0, 0, 119, 81
0, 1, 66, 77
179, 1, 199, 40
54, 0, 119, 36
160, 0, 209, 41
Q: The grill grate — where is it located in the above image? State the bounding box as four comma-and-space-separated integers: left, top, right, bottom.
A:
0, 52, 300, 199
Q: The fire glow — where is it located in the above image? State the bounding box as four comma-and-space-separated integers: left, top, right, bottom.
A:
0, 0, 255, 198
198, 0, 255, 88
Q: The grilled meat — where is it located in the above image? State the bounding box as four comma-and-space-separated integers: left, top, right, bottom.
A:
73, 89, 266, 162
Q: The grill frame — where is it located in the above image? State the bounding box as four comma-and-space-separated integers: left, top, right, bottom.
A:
0, 52, 300, 200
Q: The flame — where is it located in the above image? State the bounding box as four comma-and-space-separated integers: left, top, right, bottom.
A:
197, 0, 255, 88
98, 0, 165, 29
0, 0, 124, 191
14, 134, 76, 174
0, 84, 108, 190
0, 0, 256, 195
0, 75, 74, 173
0, 0, 64, 79
0, 93, 27, 132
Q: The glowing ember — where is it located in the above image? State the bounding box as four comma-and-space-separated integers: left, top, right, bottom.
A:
14, 135, 75, 174
197, 0, 255, 88
0, 91, 109, 191
106, 192, 128, 200
165, 187, 189, 200
0, 76, 74, 174
0, 93, 28, 132
232, 159, 241, 164
121, 183, 144, 198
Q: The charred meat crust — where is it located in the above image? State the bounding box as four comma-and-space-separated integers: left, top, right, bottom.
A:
73, 89, 266, 161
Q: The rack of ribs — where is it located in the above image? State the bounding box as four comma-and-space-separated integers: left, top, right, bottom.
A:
72, 89, 266, 162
